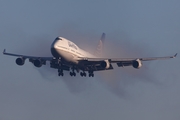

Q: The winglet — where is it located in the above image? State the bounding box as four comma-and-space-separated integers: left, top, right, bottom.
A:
174, 53, 178, 58
3, 49, 6, 54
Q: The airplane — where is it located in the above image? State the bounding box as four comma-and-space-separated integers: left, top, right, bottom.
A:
3, 33, 177, 77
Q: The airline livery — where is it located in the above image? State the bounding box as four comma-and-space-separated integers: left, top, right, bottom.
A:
3, 33, 177, 77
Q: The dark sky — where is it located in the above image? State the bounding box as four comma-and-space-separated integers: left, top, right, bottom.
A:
0, 0, 180, 120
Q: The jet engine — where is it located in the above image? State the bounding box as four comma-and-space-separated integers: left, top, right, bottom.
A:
132, 59, 142, 69
33, 59, 44, 67
16, 58, 25, 66
100, 60, 110, 69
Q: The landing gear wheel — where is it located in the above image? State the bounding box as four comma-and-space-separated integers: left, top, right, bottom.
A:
80, 72, 86, 77
84, 73, 86, 77
70, 72, 72, 76
58, 72, 64, 76
88, 71, 94, 77
58, 69, 64, 76
70, 72, 76, 76
70, 66, 76, 77
80, 72, 83, 77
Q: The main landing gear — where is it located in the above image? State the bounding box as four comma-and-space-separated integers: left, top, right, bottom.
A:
57, 67, 94, 77
80, 71, 94, 77
69, 67, 76, 76
70, 72, 76, 76
58, 69, 64, 76
88, 71, 94, 77
80, 72, 86, 77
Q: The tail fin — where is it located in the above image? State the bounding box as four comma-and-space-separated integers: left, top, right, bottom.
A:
94, 33, 105, 57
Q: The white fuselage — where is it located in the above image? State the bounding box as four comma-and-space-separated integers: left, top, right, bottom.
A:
51, 37, 96, 64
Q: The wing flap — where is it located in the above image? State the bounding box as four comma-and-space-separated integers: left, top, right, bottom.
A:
78, 58, 114, 71
116, 61, 133, 67
84, 63, 114, 71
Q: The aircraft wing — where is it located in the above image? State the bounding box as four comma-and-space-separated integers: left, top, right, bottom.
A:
3, 49, 71, 71
78, 53, 177, 69
111, 53, 177, 62
79, 53, 177, 62
3, 49, 53, 61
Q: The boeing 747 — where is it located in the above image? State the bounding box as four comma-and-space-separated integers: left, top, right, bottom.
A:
3, 33, 177, 77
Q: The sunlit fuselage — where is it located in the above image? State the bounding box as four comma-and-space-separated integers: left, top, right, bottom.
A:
51, 37, 95, 64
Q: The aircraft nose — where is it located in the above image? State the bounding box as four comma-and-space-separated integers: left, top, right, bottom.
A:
51, 39, 59, 57
51, 43, 57, 49
51, 39, 58, 49
51, 44, 59, 58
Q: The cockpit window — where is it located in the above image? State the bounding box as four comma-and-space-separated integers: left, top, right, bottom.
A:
55, 37, 62, 41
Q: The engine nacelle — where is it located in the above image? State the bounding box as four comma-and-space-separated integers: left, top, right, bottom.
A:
33, 59, 43, 67
132, 59, 142, 69
100, 60, 110, 69
16, 58, 25, 66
